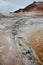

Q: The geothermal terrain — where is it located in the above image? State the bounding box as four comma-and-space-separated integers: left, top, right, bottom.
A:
0, 1, 43, 65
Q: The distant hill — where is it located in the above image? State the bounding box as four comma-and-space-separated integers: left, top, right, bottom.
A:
0, 13, 9, 18
0, 13, 5, 18
13, 1, 43, 13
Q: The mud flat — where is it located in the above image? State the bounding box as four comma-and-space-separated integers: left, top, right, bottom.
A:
0, 16, 43, 65
14, 17, 43, 65
0, 18, 25, 65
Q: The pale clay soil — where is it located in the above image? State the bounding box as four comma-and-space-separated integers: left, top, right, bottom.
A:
0, 16, 43, 65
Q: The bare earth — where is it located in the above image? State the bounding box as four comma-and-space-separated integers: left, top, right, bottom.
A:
0, 16, 43, 65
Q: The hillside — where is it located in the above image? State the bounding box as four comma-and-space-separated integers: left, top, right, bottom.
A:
13, 1, 43, 13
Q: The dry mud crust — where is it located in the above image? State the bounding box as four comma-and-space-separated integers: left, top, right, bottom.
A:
0, 31, 24, 65
24, 28, 43, 65
16, 27, 43, 65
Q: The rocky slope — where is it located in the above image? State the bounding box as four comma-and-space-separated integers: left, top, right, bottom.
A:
11, 1, 43, 16
14, 1, 43, 13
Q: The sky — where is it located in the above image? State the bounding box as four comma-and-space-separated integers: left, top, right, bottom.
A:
0, 0, 43, 14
